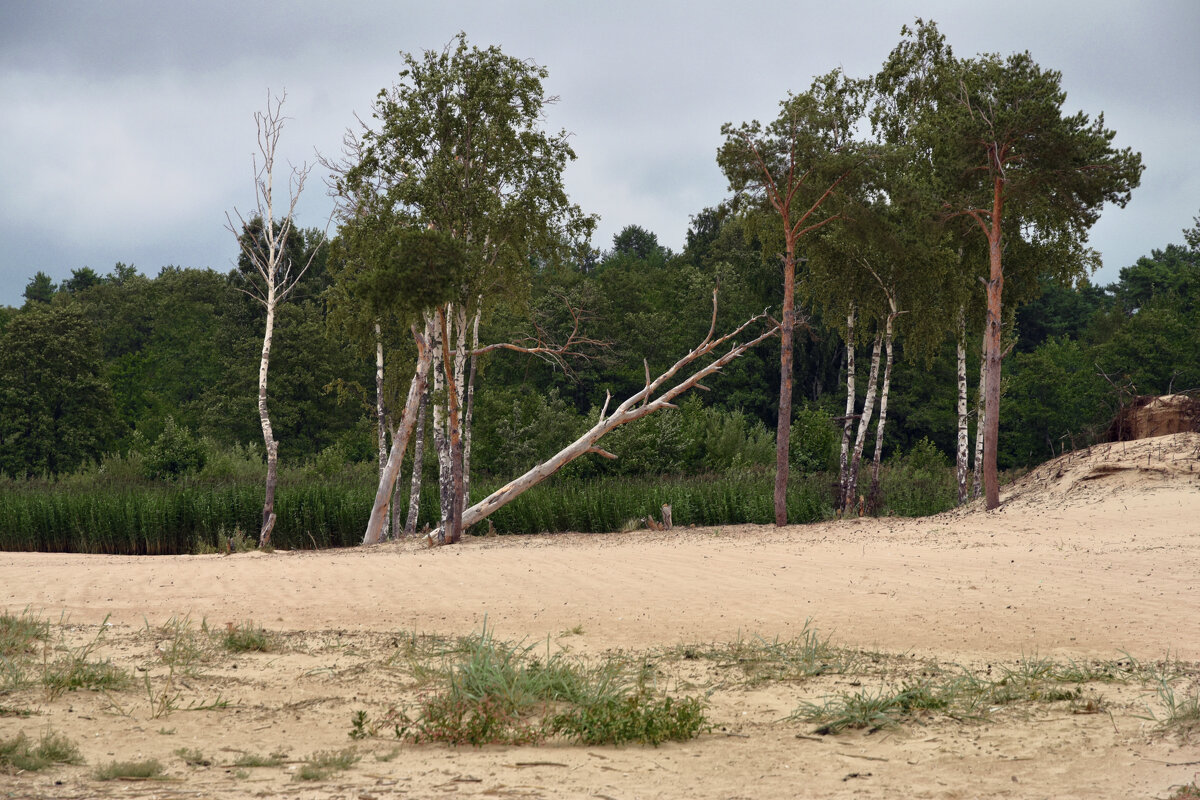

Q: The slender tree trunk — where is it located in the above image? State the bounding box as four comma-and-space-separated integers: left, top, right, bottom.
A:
838, 303, 856, 511
462, 305, 481, 505
403, 390, 427, 536
981, 180, 1006, 510
956, 307, 970, 505
363, 322, 433, 546
374, 323, 389, 535
774, 251, 796, 526
440, 308, 466, 544
972, 327, 986, 500
845, 332, 882, 516
430, 315, 451, 543
868, 314, 896, 507
390, 428, 404, 540
257, 289, 278, 547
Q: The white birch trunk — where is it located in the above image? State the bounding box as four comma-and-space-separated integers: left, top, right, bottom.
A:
868, 314, 896, 506
845, 332, 882, 516
462, 304, 481, 505
430, 312, 451, 543
374, 323, 389, 534
363, 322, 434, 545
403, 389, 427, 536
257, 286, 279, 546
838, 303, 856, 510
972, 335, 986, 500
956, 308, 970, 505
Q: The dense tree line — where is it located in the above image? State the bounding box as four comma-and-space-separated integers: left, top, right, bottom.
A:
2, 217, 1196, 485
1, 23, 1195, 537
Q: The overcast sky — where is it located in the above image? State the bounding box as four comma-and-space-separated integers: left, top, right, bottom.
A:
2, 0, 1197, 307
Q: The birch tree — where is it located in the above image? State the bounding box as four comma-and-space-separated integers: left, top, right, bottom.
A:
718, 70, 866, 526
226, 91, 324, 546
336, 34, 594, 544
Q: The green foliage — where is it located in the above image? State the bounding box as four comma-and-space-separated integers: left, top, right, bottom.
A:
876, 438, 956, 517
789, 406, 838, 473
0, 303, 116, 477
141, 417, 206, 480
548, 693, 708, 746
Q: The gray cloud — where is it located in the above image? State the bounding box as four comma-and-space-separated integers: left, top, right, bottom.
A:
2, 0, 1197, 305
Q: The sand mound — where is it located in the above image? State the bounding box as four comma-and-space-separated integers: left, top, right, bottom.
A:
1000, 431, 1200, 510
1107, 393, 1200, 441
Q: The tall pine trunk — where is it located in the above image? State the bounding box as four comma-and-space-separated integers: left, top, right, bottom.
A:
845, 332, 882, 516
981, 180, 1005, 510
773, 250, 797, 526
838, 303, 856, 511
955, 308, 970, 505
972, 334, 986, 500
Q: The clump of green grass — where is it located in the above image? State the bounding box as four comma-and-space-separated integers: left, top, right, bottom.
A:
232, 749, 289, 768
152, 616, 212, 676
672, 623, 861, 686
173, 747, 211, 766
0, 730, 84, 773
295, 748, 359, 781
394, 623, 708, 747
39, 617, 130, 699
0, 610, 49, 657
93, 758, 165, 781
1143, 679, 1200, 737
43, 652, 130, 698
222, 621, 276, 653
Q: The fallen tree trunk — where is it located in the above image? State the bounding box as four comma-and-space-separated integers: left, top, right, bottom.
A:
424, 291, 778, 545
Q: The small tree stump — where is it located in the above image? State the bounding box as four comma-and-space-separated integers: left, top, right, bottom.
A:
661, 504, 673, 530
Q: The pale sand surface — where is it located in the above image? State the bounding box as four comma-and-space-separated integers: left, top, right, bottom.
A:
1, 433, 1198, 798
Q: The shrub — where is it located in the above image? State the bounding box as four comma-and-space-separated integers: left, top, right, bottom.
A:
790, 406, 838, 474
142, 417, 206, 480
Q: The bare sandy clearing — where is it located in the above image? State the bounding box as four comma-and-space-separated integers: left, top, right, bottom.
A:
1, 433, 1197, 798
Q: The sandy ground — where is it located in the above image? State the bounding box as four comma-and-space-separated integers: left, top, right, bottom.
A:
1, 433, 1198, 799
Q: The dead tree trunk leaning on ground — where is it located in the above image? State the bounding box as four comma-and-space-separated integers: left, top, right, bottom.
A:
226, 91, 324, 548
428, 293, 778, 545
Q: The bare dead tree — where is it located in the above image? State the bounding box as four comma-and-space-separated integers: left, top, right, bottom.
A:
423, 291, 779, 544
226, 90, 326, 547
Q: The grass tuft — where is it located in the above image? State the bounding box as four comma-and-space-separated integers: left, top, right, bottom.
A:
94, 758, 165, 781
295, 748, 359, 781
0, 730, 84, 773
222, 621, 276, 653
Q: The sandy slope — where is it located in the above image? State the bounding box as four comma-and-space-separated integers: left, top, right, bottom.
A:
1, 433, 1198, 799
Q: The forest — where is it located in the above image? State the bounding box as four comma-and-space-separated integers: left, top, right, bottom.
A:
1, 22, 1197, 554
